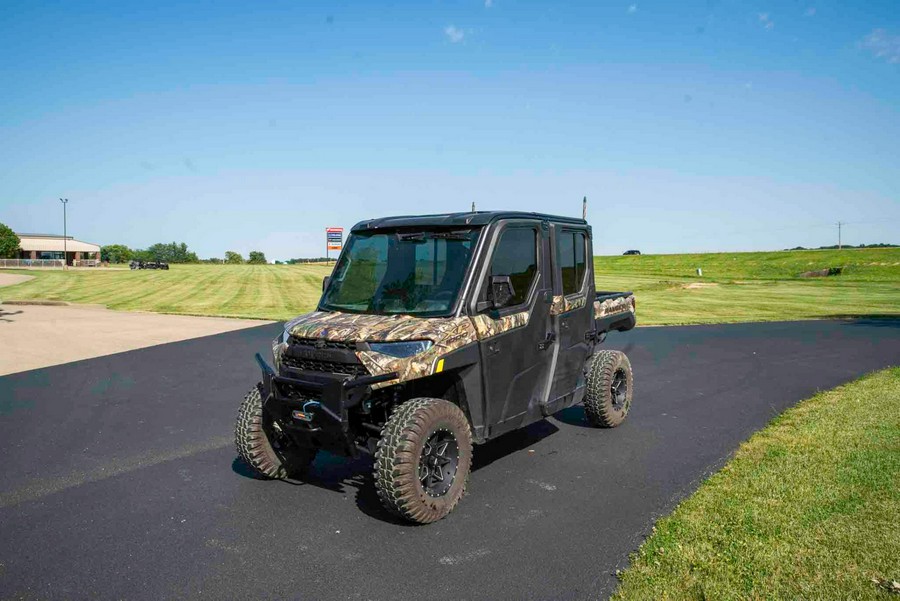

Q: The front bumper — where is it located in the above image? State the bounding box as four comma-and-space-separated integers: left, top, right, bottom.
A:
255, 353, 396, 457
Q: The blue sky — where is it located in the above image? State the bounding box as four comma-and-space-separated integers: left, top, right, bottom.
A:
1, 0, 898, 260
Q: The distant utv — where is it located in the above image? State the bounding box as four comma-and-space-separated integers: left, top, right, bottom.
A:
623, 249, 641, 255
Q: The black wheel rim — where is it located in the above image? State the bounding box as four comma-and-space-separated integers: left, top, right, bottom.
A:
611, 368, 628, 411
418, 428, 459, 498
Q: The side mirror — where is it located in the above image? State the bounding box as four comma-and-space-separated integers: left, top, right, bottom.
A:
489, 275, 515, 309
322, 276, 332, 292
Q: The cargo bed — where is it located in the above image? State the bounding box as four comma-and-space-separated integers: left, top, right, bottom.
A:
594, 290, 636, 335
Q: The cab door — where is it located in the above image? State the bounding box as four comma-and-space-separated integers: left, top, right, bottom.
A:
545, 226, 593, 412
472, 220, 554, 437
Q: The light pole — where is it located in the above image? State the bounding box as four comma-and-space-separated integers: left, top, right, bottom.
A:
59, 198, 68, 268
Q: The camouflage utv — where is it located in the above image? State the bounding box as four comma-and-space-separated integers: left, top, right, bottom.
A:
236, 211, 636, 523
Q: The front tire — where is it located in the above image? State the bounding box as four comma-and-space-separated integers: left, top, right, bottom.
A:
584, 350, 633, 428
235, 384, 316, 479
374, 398, 473, 524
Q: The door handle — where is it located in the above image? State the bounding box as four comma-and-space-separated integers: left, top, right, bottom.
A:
537, 332, 556, 351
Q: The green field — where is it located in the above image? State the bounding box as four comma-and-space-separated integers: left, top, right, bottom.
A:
0, 263, 333, 321
1, 247, 898, 324
596, 247, 900, 324
614, 367, 900, 600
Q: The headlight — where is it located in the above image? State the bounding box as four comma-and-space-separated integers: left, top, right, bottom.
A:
367, 340, 433, 358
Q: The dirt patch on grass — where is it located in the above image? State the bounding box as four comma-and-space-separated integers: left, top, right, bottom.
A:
682, 282, 719, 289
0, 273, 35, 288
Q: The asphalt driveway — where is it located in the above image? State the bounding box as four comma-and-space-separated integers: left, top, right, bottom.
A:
0, 319, 897, 600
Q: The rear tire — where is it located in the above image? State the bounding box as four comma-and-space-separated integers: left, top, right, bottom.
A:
235, 384, 317, 479
584, 350, 633, 428
374, 398, 473, 524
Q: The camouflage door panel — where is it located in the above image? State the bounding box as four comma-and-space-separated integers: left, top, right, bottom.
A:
469, 311, 530, 338
550, 294, 587, 316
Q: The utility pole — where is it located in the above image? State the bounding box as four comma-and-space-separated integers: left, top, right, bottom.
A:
582, 196, 587, 220
59, 198, 68, 268
836, 221, 843, 250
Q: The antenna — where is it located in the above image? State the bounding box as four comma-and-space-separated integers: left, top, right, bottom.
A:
582, 196, 587, 220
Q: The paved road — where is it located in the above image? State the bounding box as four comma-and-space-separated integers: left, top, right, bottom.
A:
1, 319, 897, 600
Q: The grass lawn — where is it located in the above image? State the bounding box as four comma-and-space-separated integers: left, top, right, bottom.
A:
614, 367, 900, 601
596, 247, 900, 325
1, 247, 898, 324
0, 263, 333, 321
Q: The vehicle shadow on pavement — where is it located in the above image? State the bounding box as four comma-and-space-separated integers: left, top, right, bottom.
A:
230, 417, 561, 525
471, 418, 559, 471
551, 404, 593, 428
831, 316, 900, 328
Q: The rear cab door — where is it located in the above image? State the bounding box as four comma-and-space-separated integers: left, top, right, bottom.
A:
544, 223, 594, 414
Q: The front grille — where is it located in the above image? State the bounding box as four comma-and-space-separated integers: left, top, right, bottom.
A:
289, 337, 358, 351
276, 380, 320, 402
281, 355, 369, 377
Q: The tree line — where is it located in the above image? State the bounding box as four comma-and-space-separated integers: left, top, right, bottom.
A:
784, 243, 898, 251
100, 243, 268, 264
284, 257, 333, 264
101, 242, 200, 264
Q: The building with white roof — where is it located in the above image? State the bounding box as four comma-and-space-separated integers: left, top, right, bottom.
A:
16, 233, 101, 266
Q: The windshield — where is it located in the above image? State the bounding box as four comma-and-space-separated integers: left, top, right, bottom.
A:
321, 228, 481, 316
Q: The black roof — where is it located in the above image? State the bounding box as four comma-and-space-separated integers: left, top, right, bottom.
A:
352, 211, 586, 232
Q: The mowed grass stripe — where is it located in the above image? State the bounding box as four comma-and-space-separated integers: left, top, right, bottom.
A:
153, 267, 221, 312
2, 248, 897, 324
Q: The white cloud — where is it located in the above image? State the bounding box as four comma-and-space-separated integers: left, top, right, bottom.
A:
861, 29, 900, 64
758, 12, 774, 30
485, 0, 493, 7
444, 25, 465, 43
628, 4, 638, 13
804, 7, 816, 17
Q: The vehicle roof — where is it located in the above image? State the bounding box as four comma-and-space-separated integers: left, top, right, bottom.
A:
352, 211, 587, 231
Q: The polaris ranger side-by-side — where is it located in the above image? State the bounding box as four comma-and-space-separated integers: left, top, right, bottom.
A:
236, 211, 636, 523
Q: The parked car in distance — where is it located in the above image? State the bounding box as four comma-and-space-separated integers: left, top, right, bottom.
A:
129, 260, 170, 270
623, 249, 641, 255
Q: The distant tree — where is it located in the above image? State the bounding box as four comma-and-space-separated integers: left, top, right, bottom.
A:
274, 260, 283, 265
225, 251, 244, 264
100, 244, 132, 263
248, 251, 267, 264
0, 222, 20, 258
143, 241, 200, 263
204, 257, 222, 264
131, 248, 153, 262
